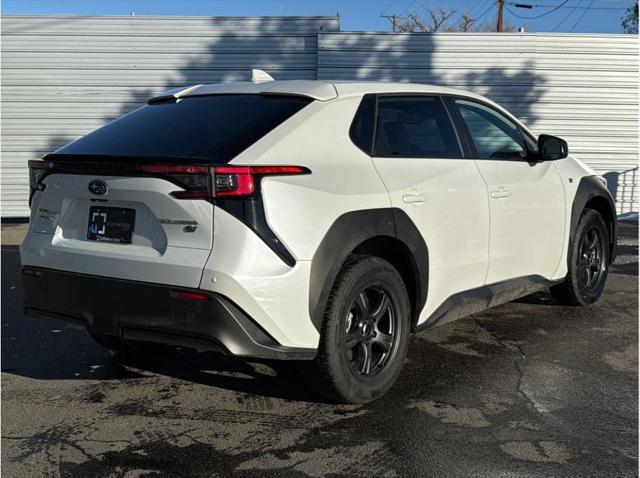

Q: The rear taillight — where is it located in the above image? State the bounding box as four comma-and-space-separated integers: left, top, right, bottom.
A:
168, 165, 310, 200
26, 160, 309, 202
136, 164, 212, 200
211, 166, 309, 198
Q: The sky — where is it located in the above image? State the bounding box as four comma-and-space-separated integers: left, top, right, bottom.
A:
2, 0, 636, 33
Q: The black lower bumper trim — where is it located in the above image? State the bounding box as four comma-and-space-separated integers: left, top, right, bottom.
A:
22, 267, 316, 361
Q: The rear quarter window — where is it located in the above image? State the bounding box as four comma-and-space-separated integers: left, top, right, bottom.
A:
349, 94, 376, 155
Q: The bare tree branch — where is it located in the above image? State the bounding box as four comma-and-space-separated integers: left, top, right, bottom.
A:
429, 8, 455, 32
406, 13, 429, 32
458, 14, 474, 32
393, 7, 516, 33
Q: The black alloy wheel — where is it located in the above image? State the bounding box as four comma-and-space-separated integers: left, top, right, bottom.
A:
344, 286, 400, 379
578, 227, 606, 292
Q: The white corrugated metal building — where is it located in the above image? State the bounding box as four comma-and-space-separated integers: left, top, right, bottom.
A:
0, 15, 340, 217
1, 15, 637, 217
317, 32, 639, 214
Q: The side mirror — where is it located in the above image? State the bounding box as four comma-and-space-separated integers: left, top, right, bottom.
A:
538, 134, 568, 161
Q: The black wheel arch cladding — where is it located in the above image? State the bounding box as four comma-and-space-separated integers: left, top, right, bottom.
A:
309, 208, 428, 332
570, 176, 617, 266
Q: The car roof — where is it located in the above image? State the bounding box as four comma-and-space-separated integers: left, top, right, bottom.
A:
330, 81, 487, 101
149, 79, 491, 104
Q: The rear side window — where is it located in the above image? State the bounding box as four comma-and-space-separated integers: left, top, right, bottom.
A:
374, 96, 461, 158
52, 95, 312, 162
349, 94, 376, 154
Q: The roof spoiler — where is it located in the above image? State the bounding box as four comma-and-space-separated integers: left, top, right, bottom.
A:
148, 69, 274, 104
148, 84, 202, 104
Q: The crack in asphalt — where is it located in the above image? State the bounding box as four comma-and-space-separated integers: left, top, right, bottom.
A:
2, 240, 637, 477
472, 316, 544, 418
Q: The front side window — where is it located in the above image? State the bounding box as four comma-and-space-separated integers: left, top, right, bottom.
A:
454, 99, 527, 160
51, 95, 312, 162
374, 96, 461, 158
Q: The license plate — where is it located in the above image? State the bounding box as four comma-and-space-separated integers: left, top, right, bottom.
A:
87, 206, 135, 244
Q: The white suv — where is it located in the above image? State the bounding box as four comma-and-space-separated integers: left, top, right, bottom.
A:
21, 77, 617, 403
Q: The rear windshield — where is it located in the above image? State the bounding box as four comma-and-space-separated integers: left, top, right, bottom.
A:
51, 94, 312, 162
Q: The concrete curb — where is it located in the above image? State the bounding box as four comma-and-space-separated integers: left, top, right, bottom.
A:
1, 224, 27, 246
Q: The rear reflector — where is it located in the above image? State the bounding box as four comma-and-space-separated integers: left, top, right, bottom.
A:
172, 290, 210, 301
22, 268, 42, 277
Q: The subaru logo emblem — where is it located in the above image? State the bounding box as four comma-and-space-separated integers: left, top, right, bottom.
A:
88, 179, 108, 196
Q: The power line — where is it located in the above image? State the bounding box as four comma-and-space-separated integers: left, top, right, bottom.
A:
469, 0, 494, 17
569, 0, 596, 30
508, 1, 627, 10
505, 0, 570, 18
380, 14, 402, 31
374, 0, 401, 30
381, 0, 402, 15
469, 1, 497, 26
552, 0, 584, 30
413, 0, 432, 12
400, 0, 422, 18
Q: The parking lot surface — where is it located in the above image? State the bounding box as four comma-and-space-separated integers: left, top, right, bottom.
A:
2, 227, 637, 477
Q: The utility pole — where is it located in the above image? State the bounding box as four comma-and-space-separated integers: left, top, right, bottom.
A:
496, 0, 504, 32
380, 14, 400, 32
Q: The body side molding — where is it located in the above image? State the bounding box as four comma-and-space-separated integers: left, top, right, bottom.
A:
415, 275, 559, 333
392, 208, 429, 326
569, 176, 617, 266
309, 208, 429, 332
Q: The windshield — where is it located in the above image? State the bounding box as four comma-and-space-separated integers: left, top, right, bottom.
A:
50, 94, 312, 162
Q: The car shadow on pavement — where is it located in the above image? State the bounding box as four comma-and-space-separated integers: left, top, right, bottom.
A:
114, 347, 326, 403
3, 243, 637, 405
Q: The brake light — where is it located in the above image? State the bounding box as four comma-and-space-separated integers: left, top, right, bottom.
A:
212, 166, 309, 198
169, 165, 310, 200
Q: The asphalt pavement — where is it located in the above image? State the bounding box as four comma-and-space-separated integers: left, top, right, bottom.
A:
1, 226, 637, 477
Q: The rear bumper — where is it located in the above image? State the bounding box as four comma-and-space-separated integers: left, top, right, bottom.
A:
22, 266, 315, 361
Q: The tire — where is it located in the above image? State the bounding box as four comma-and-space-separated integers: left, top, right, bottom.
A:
551, 208, 610, 306
305, 255, 411, 403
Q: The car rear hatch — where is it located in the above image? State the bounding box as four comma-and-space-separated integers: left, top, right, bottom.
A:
24, 161, 215, 287
21, 93, 313, 288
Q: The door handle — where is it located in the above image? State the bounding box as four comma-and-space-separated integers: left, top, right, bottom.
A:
402, 193, 427, 204
490, 187, 511, 199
